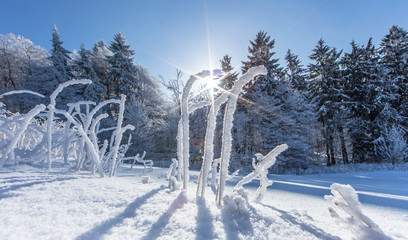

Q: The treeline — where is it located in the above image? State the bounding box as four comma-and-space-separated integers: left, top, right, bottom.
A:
1, 25, 407, 172
225, 26, 407, 172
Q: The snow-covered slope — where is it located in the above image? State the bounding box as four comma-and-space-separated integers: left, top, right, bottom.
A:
0, 164, 407, 240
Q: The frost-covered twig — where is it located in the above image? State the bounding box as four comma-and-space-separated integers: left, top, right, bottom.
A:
234, 144, 288, 203
325, 183, 390, 240
216, 66, 267, 206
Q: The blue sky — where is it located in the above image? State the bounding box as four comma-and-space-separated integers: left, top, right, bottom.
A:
1, 0, 407, 82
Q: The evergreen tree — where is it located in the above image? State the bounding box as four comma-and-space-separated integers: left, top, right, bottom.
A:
107, 33, 139, 100
241, 31, 283, 94
50, 25, 72, 84
219, 54, 238, 90
231, 31, 315, 172
285, 49, 307, 91
308, 38, 344, 166
72, 44, 106, 102
91, 40, 112, 97
378, 25, 408, 127
341, 39, 381, 162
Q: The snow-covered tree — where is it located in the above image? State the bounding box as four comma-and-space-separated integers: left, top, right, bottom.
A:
241, 31, 283, 94
308, 38, 344, 166
0, 33, 47, 89
0, 33, 48, 112
50, 25, 72, 85
72, 44, 106, 102
90, 40, 112, 95
285, 49, 307, 91
341, 39, 381, 163
107, 33, 139, 100
378, 25, 408, 131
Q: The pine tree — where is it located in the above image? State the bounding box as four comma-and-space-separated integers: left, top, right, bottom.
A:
107, 33, 139, 100
341, 39, 381, 162
241, 31, 283, 94
50, 25, 72, 84
91, 40, 112, 97
378, 25, 408, 127
308, 38, 344, 166
219, 54, 238, 90
285, 49, 307, 91
72, 44, 106, 102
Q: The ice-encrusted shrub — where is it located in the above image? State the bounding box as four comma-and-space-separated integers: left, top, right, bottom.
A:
325, 183, 390, 240
234, 144, 288, 203
0, 80, 135, 177
374, 125, 407, 164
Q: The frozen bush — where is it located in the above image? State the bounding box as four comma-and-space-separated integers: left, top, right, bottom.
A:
325, 183, 390, 240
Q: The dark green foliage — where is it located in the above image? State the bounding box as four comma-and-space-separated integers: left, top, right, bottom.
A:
219, 55, 238, 90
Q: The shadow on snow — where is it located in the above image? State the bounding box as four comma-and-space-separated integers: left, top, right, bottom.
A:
76, 186, 165, 240
195, 197, 215, 240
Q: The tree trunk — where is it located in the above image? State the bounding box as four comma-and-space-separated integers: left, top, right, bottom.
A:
324, 124, 331, 166
338, 125, 349, 164
329, 133, 335, 165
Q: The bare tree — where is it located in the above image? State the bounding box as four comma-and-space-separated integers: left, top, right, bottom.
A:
159, 69, 184, 114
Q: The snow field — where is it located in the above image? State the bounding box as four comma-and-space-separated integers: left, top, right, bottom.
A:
1, 164, 407, 240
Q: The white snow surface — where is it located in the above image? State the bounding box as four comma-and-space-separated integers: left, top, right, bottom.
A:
0, 163, 407, 240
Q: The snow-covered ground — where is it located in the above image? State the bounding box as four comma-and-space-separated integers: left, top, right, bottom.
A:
0, 163, 407, 240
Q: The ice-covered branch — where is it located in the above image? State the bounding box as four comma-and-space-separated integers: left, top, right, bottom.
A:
55, 108, 105, 177
197, 88, 234, 197
179, 71, 210, 189
234, 144, 288, 202
108, 95, 134, 177
0, 90, 45, 99
216, 66, 267, 206
46, 79, 92, 170
188, 101, 211, 114
49, 79, 92, 107
325, 183, 390, 240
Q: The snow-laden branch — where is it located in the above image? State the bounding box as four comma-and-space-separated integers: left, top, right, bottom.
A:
108, 95, 134, 177
197, 82, 239, 197
49, 79, 92, 106
325, 183, 390, 240
234, 144, 288, 202
46, 79, 92, 170
216, 66, 267, 205
84, 98, 121, 132
55, 108, 105, 177
179, 71, 210, 189
188, 101, 211, 114
0, 90, 45, 99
